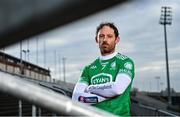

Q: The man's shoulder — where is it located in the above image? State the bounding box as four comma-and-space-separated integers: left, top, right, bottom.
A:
85, 58, 99, 69
115, 53, 134, 62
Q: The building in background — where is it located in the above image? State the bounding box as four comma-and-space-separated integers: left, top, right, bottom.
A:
0, 51, 51, 82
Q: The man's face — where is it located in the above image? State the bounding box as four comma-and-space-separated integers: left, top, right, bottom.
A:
96, 26, 119, 56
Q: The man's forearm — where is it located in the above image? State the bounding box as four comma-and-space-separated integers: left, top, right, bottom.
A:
87, 73, 131, 97
72, 82, 107, 104
87, 82, 118, 97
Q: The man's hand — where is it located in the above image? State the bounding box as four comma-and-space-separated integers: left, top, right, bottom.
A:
72, 82, 107, 104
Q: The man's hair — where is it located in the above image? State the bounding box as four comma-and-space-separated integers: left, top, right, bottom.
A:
95, 22, 119, 39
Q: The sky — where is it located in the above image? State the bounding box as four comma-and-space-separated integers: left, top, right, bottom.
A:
3, 0, 180, 92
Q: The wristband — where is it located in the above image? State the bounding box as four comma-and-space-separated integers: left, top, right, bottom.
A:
78, 96, 98, 103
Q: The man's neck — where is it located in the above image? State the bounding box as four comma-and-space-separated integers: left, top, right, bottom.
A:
99, 51, 117, 60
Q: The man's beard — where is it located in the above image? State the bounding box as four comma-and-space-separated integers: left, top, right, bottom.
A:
100, 43, 115, 55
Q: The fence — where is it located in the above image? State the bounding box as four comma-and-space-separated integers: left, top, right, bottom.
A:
0, 71, 115, 116
131, 102, 179, 116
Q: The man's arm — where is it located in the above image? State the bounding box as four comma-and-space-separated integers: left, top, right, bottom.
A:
86, 73, 131, 98
72, 82, 107, 104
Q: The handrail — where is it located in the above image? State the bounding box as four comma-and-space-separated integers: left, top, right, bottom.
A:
158, 109, 178, 116
139, 103, 178, 116
0, 71, 115, 116
139, 104, 157, 111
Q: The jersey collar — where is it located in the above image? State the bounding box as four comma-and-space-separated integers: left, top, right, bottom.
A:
99, 52, 118, 61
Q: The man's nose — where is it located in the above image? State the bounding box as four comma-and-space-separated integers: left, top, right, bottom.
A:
103, 36, 108, 41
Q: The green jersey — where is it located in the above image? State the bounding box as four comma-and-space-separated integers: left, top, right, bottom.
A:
79, 53, 135, 116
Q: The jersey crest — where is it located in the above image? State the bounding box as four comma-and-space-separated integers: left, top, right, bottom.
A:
110, 61, 116, 70
124, 62, 132, 70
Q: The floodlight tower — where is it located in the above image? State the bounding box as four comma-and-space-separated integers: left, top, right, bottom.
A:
159, 6, 172, 104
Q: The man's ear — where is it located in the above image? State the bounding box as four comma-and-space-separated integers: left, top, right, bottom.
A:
95, 36, 98, 43
115, 37, 120, 44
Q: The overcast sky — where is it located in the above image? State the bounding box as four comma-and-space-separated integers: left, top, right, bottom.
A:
4, 0, 180, 92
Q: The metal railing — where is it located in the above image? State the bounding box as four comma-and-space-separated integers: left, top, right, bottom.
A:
0, 71, 115, 116
131, 102, 179, 116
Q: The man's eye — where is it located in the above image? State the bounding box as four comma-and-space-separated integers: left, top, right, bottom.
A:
99, 35, 104, 38
107, 35, 113, 38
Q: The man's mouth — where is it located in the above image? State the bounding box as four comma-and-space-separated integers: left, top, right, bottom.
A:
102, 43, 109, 47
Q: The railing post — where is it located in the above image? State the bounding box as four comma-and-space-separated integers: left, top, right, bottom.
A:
32, 105, 36, 117
18, 100, 22, 117
38, 108, 41, 117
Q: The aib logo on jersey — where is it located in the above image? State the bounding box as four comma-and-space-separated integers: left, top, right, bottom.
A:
91, 73, 112, 85
110, 62, 116, 70
78, 96, 85, 102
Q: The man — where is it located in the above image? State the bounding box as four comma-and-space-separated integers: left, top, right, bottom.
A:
72, 22, 135, 116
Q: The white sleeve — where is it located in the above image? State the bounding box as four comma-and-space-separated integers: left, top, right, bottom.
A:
72, 82, 106, 104
87, 73, 131, 98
